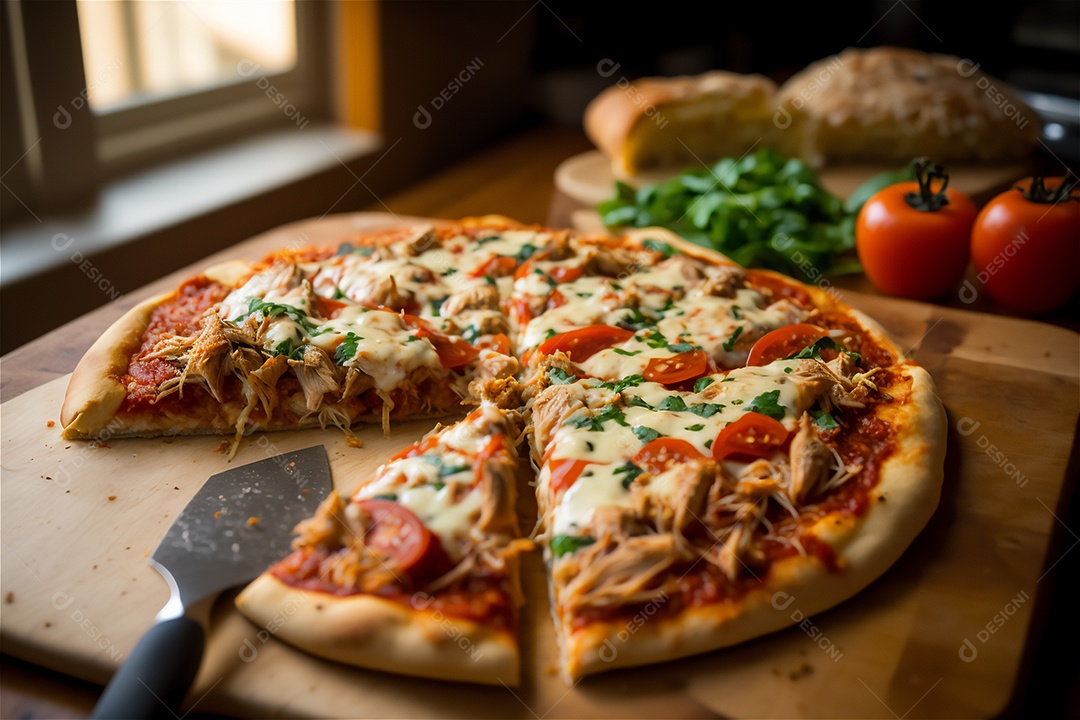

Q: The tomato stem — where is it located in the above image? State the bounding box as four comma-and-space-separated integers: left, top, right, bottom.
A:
1017, 176, 1080, 204
903, 157, 951, 212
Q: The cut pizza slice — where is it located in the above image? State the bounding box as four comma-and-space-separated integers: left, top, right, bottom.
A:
59, 219, 540, 447
522, 234, 944, 681
235, 399, 532, 685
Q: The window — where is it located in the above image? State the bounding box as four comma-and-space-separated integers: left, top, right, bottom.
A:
77, 0, 298, 111
3, 0, 331, 204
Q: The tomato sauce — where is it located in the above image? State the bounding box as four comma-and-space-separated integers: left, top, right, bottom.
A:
271, 547, 515, 628
121, 277, 230, 410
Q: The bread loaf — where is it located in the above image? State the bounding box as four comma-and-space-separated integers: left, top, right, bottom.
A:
584, 47, 1040, 175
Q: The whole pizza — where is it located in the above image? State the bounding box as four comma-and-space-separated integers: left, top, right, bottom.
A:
61, 216, 945, 685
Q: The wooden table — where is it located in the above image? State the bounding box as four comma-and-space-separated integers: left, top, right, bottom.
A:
1, 124, 1077, 718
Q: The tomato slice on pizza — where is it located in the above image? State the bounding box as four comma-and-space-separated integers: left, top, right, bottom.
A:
235, 401, 531, 685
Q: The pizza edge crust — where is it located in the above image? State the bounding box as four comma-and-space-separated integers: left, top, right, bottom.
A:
551, 232, 946, 678
60, 291, 178, 439
561, 364, 944, 679
235, 572, 521, 686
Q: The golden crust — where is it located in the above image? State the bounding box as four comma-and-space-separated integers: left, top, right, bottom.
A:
584, 71, 782, 176
777, 46, 1040, 165
60, 292, 175, 439
235, 573, 520, 685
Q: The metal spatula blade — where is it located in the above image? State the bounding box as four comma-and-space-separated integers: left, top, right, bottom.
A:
91, 445, 334, 719
152, 445, 332, 617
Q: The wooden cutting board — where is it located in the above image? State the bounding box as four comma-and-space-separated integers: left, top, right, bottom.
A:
556, 149, 1029, 210
1, 216, 1077, 718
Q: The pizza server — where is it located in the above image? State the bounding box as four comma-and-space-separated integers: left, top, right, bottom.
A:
89, 445, 333, 719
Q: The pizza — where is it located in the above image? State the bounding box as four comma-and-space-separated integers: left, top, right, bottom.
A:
235, 399, 531, 684
60, 217, 945, 685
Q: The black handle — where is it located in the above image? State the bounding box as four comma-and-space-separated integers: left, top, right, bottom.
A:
90, 616, 205, 720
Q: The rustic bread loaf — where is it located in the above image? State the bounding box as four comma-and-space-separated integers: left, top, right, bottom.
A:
584, 48, 1039, 174
584, 70, 785, 177
778, 47, 1041, 166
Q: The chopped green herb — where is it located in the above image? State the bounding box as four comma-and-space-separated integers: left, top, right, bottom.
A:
730, 306, 742, 320
632, 425, 662, 443
685, 423, 705, 432
614, 462, 644, 489
731, 399, 744, 405
667, 341, 698, 353
430, 297, 447, 317
484, 275, 497, 287
566, 404, 628, 431
441, 267, 458, 276
585, 440, 594, 452
657, 395, 688, 412
643, 238, 676, 257
722, 326, 744, 352
809, 408, 840, 430
543, 328, 558, 340
694, 376, 715, 393
600, 374, 645, 393
514, 243, 538, 263
746, 389, 785, 421
476, 235, 501, 245
619, 307, 658, 331
334, 332, 362, 364
547, 367, 576, 385
460, 325, 481, 344
332, 286, 348, 300
627, 395, 654, 409
405, 335, 420, 343
239, 297, 318, 333
550, 534, 596, 558
372, 493, 398, 501
704, 438, 713, 449
789, 336, 845, 361
688, 402, 723, 418
613, 348, 642, 357
641, 329, 669, 349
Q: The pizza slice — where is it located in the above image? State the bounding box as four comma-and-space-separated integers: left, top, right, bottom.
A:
519, 234, 944, 680
59, 219, 540, 448
235, 398, 532, 685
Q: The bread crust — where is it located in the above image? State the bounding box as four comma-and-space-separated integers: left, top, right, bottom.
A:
777, 46, 1040, 166
235, 573, 520, 685
60, 292, 175, 439
584, 71, 781, 176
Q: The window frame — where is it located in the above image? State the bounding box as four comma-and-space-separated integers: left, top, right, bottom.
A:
4, 0, 333, 207
88, 0, 331, 176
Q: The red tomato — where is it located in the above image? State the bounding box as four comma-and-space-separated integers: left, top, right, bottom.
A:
548, 265, 585, 283
746, 324, 827, 366
548, 458, 590, 496
402, 314, 480, 369
313, 296, 347, 319
711, 414, 790, 462
389, 435, 439, 461
513, 259, 534, 281
470, 255, 517, 279
970, 177, 1080, 314
546, 289, 568, 310
476, 333, 511, 355
856, 160, 977, 299
537, 325, 633, 361
632, 438, 706, 475
355, 499, 452, 580
472, 434, 505, 483
643, 349, 709, 384
510, 296, 534, 326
